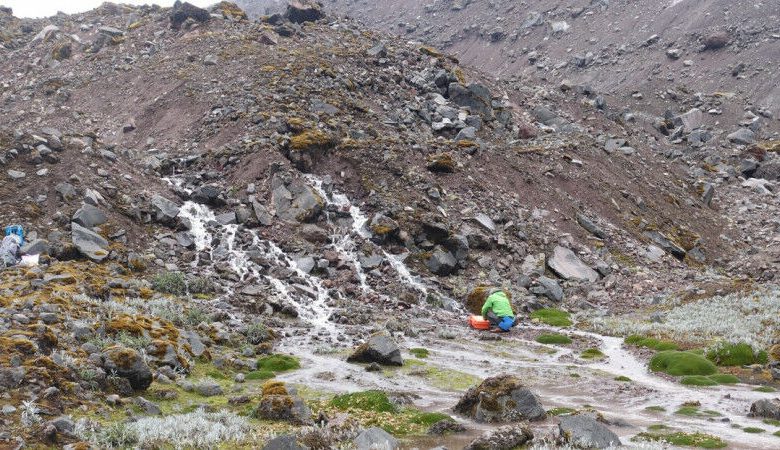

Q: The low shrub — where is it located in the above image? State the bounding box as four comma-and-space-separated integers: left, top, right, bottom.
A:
650, 351, 717, 376
152, 272, 187, 295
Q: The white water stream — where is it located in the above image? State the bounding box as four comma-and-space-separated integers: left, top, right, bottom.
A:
167, 175, 776, 449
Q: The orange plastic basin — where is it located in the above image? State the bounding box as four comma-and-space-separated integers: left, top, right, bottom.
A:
468, 315, 491, 330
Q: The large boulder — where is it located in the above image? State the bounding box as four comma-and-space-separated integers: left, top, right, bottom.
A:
272, 179, 323, 223
353, 427, 399, 450
558, 414, 621, 449
285, 1, 324, 24
191, 184, 225, 206
454, 375, 546, 423
72, 204, 107, 228
547, 246, 600, 282
253, 381, 312, 425
347, 332, 403, 366
102, 346, 153, 391
464, 425, 533, 450
150, 194, 181, 226
448, 82, 493, 118
727, 128, 756, 145
749, 399, 780, 419
170, 1, 210, 29
71, 222, 109, 262
426, 246, 457, 276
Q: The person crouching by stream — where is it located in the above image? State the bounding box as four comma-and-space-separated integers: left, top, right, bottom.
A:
480, 288, 518, 332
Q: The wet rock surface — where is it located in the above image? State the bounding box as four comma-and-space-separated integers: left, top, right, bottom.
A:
454, 375, 546, 423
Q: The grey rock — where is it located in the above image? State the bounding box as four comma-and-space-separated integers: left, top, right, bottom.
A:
285, 0, 324, 24
455, 126, 477, 141
72, 204, 108, 228
473, 213, 496, 233
191, 185, 224, 206
21, 239, 49, 255
295, 256, 316, 274
576, 214, 606, 239
98, 26, 124, 37
354, 427, 399, 450
56, 182, 78, 201
102, 346, 152, 391
749, 399, 780, 420
170, 1, 210, 29
727, 128, 756, 145
464, 425, 533, 450
347, 332, 403, 366
134, 396, 161, 415
71, 222, 109, 262
448, 82, 493, 118
530, 276, 564, 302
150, 194, 180, 226
272, 179, 323, 223
262, 434, 309, 450
426, 246, 458, 276
7, 170, 25, 180
521, 253, 546, 277
183, 330, 207, 356
251, 200, 274, 226
195, 380, 223, 397
547, 246, 600, 282
215, 212, 237, 225
50, 416, 75, 433
203, 54, 218, 66
558, 414, 621, 449
644, 230, 686, 260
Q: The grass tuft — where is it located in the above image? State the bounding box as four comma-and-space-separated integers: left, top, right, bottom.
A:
634, 430, 726, 449
245, 370, 275, 381
614, 375, 631, 382
409, 348, 430, 359
754, 386, 776, 392
256, 354, 300, 372
329, 390, 397, 413
743, 427, 765, 434
581, 348, 605, 359
625, 334, 679, 351
706, 342, 768, 366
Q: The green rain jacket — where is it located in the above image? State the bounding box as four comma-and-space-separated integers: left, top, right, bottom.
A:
481, 290, 514, 318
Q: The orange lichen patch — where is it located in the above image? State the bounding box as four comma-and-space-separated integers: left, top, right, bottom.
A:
289, 129, 334, 151
105, 314, 179, 342
262, 380, 289, 396
0, 336, 37, 356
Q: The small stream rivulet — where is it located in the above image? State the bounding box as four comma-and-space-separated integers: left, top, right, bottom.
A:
169, 176, 776, 449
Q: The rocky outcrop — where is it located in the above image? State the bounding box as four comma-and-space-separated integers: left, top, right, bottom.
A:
272, 176, 323, 223
170, 1, 211, 29
347, 332, 403, 366
285, 1, 324, 24
454, 375, 546, 423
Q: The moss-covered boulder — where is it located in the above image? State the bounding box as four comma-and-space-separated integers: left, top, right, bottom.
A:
253, 381, 312, 425
102, 345, 152, 391
454, 375, 546, 423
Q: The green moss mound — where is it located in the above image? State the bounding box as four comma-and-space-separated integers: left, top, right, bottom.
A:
743, 427, 765, 434
256, 354, 300, 372
645, 406, 666, 412
536, 333, 572, 345
708, 374, 739, 384
681, 375, 718, 387
706, 342, 768, 366
634, 431, 726, 449
774, 430, 780, 437
530, 308, 572, 327
409, 348, 429, 359
675, 406, 721, 417
245, 370, 275, 381
614, 375, 631, 382
581, 348, 605, 359
650, 351, 717, 376
763, 418, 780, 426
330, 390, 397, 413
625, 335, 679, 351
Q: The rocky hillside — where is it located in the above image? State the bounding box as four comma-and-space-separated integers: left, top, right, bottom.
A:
0, 1, 779, 449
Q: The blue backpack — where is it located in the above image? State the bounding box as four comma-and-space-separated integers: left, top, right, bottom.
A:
5, 225, 24, 245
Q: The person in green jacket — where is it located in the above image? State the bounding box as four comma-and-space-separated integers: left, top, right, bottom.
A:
481, 289, 517, 332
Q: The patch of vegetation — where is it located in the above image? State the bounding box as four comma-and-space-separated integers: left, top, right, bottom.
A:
530, 308, 572, 327
675, 406, 721, 417
743, 427, 765, 434
547, 407, 577, 416
648, 424, 670, 431
762, 418, 780, 426
754, 386, 776, 393
329, 390, 397, 413
706, 342, 768, 367
409, 348, 429, 359
645, 406, 666, 412
245, 323, 272, 345
774, 430, 780, 437
424, 366, 482, 391
536, 333, 572, 345
650, 351, 717, 376
152, 271, 187, 295
184, 307, 210, 326
407, 411, 452, 426
581, 348, 605, 360
681, 375, 718, 387
256, 354, 300, 372
707, 374, 739, 384
634, 430, 727, 449
245, 370, 275, 381
625, 334, 679, 351
614, 375, 631, 382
